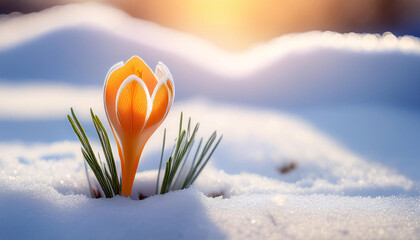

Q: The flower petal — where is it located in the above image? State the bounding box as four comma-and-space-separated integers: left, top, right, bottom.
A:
155, 62, 166, 80
155, 61, 175, 107
165, 77, 175, 117
145, 78, 171, 130
116, 76, 152, 135
104, 57, 157, 133
167, 79, 173, 93
127, 56, 158, 94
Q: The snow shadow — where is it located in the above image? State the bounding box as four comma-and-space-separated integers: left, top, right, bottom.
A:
0, 187, 226, 240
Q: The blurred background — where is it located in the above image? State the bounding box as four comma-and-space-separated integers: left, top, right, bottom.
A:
1, 0, 420, 51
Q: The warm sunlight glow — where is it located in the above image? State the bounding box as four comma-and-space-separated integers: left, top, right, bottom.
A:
115, 0, 420, 51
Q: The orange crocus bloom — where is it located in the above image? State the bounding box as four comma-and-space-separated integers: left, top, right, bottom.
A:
103, 56, 174, 197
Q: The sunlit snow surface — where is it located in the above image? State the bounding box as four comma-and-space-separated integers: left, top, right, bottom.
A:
1, 102, 419, 239
0, 3, 420, 240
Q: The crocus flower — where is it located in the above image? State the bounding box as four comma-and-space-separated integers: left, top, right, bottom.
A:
104, 56, 174, 197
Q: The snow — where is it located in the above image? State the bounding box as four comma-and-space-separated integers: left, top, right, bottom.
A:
0, 2, 420, 240
1, 102, 419, 239
1, 144, 419, 239
1, 186, 418, 239
1, 3, 419, 78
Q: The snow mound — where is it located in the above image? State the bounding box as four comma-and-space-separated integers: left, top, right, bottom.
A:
1, 132, 419, 239
1, 3, 420, 110
0, 101, 416, 199
1, 185, 418, 239
1, 2, 419, 78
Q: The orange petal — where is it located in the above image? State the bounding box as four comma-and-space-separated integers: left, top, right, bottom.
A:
104, 56, 157, 135
166, 79, 174, 96
127, 56, 158, 94
116, 78, 150, 135
145, 82, 170, 130
155, 62, 174, 98
155, 62, 174, 96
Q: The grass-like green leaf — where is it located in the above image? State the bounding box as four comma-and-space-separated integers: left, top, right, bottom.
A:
157, 112, 222, 194
69, 108, 220, 198
67, 108, 121, 198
